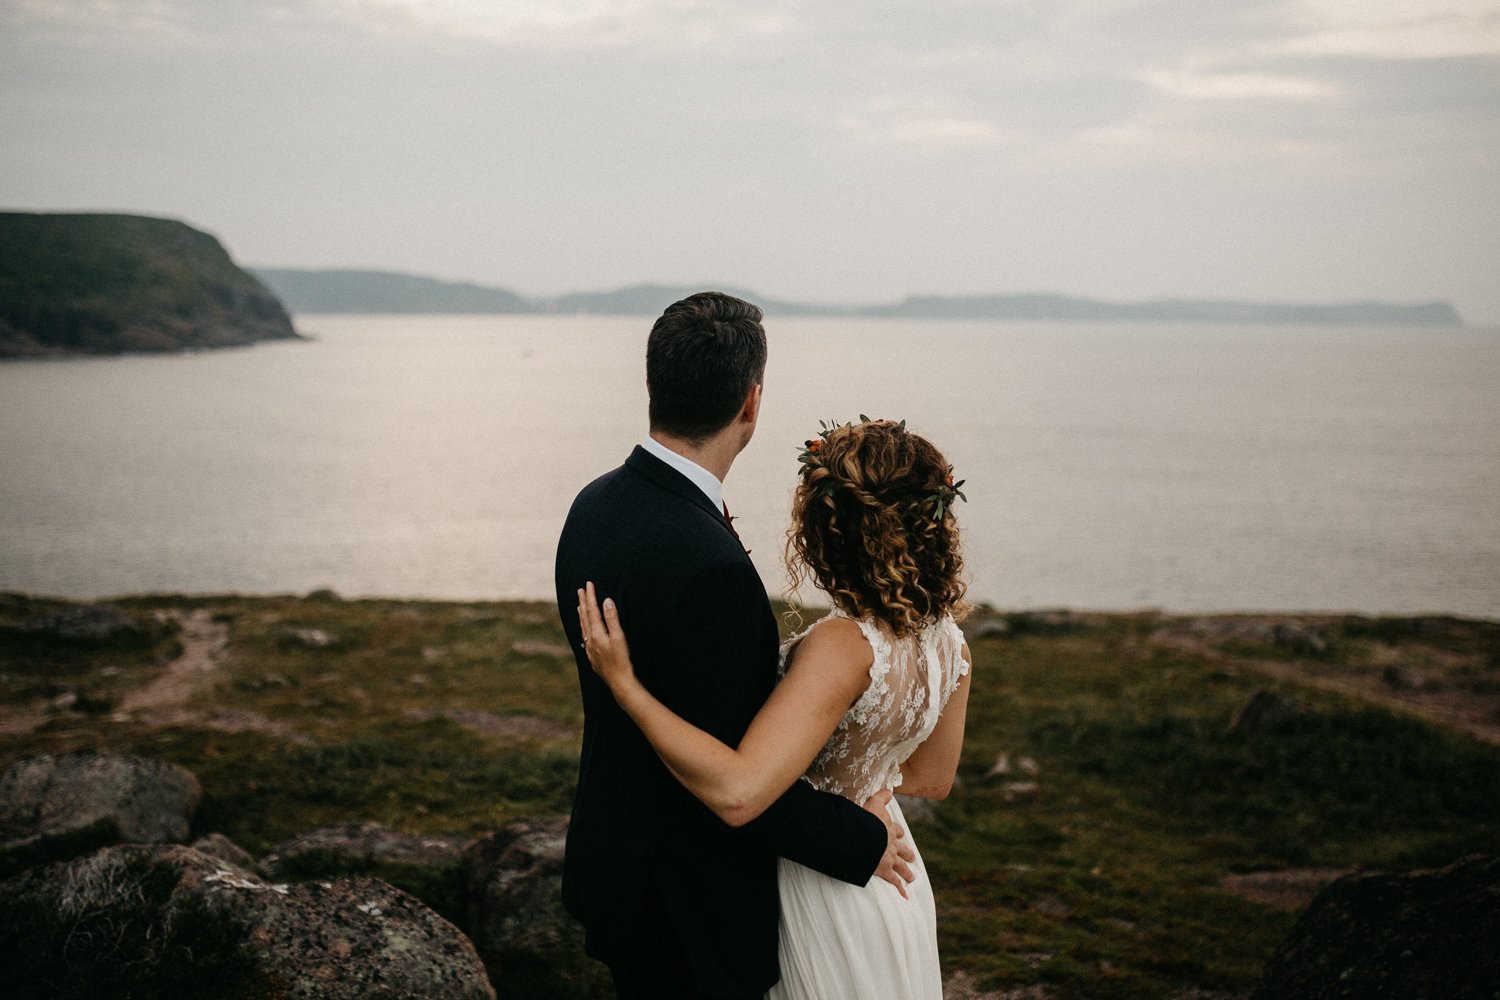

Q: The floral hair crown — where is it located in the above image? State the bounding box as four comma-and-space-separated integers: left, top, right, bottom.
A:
796, 415, 967, 521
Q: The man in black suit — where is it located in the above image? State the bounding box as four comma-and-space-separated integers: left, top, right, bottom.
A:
554, 291, 914, 999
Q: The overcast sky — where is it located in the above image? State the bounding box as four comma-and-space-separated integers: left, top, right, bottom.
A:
3, 0, 1498, 322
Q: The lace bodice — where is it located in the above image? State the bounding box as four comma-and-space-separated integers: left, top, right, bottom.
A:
778, 609, 970, 804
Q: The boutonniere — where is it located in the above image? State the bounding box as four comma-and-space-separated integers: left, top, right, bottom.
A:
722, 502, 751, 556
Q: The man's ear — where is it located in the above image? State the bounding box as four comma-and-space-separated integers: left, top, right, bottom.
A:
741, 383, 763, 424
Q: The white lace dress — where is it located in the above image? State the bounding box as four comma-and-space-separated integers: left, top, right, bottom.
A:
766, 608, 970, 1000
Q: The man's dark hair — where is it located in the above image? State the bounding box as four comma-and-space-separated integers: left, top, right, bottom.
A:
646, 291, 767, 441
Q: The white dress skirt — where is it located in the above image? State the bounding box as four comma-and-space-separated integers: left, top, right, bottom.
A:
766, 795, 942, 1000
764, 610, 969, 1000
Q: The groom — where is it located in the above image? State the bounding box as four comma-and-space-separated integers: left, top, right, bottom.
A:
554, 291, 913, 999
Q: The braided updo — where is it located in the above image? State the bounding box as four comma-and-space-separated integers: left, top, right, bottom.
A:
785, 419, 968, 637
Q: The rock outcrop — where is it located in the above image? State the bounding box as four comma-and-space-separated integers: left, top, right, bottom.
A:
262, 821, 472, 922
0, 843, 496, 999
191, 832, 257, 869
12, 602, 142, 642
463, 817, 595, 996
1251, 855, 1500, 999
0, 212, 301, 357
0, 597, 165, 651
1230, 690, 1304, 734
262, 822, 471, 878
0, 750, 201, 877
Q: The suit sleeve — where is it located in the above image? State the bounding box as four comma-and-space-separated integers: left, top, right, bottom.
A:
645, 558, 886, 887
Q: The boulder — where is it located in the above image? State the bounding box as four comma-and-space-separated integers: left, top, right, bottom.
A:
463, 817, 598, 996
1230, 690, 1304, 735
1382, 665, 1437, 691
44, 685, 115, 714
962, 617, 1010, 641
0, 843, 495, 999
17, 602, 141, 642
283, 626, 337, 648
1272, 622, 1328, 656
1190, 618, 1276, 644
1250, 854, 1500, 1000
262, 822, 470, 877
191, 832, 257, 869
0, 751, 201, 877
261, 821, 471, 921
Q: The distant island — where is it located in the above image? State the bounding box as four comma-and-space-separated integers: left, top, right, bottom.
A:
0, 213, 300, 358
254, 269, 1464, 328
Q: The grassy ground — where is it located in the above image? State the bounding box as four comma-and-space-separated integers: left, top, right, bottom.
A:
2, 593, 1497, 999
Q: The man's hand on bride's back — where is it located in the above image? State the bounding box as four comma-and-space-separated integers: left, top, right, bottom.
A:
863, 789, 916, 898
577, 582, 636, 691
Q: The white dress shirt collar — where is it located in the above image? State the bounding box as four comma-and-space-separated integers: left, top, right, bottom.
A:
640, 435, 725, 512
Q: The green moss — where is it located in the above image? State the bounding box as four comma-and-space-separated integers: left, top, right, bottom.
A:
94, 725, 579, 855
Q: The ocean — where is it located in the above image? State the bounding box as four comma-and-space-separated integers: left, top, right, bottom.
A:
2, 314, 1496, 618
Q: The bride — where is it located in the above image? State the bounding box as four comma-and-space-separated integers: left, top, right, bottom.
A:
577, 416, 972, 1000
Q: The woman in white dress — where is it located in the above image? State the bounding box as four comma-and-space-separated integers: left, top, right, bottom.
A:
577, 417, 973, 1000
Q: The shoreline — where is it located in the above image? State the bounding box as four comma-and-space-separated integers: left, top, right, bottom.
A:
4, 588, 1494, 626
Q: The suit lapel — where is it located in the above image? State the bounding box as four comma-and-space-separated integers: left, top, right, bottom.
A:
624, 446, 740, 543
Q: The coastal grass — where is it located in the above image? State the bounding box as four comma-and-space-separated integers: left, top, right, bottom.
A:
930, 615, 1500, 997
2, 595, 1498, 999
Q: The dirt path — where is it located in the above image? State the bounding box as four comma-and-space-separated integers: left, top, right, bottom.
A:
0, 606, 314, 744
118, 609, 229, 714
0, 609, 231, 737
1225, 656, 1500, 747
1150, 619, 1500, 747
0, 701, 50, 737
114, 610, 309, 743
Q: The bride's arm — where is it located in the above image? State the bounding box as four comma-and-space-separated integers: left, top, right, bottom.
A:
577, 582, 872, 828
894, 649, 971, 799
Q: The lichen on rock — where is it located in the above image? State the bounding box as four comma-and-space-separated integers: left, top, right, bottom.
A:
0, 843, 496, 999
0, 750, 202, 878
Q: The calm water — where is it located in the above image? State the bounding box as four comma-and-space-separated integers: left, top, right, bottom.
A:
2, 315, 1497, 618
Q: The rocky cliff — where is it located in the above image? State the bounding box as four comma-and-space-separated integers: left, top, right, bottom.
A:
0, 212, 301, 357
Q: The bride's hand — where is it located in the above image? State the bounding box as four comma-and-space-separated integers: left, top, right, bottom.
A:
577, 581, 635, 691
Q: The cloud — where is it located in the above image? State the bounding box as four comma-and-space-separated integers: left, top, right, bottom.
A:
320, 0, 806, 50
1273, 0, 1500, 59
835, 109, 1021, 150
2, 0, 1496, 319
1140, 68, 1342, 102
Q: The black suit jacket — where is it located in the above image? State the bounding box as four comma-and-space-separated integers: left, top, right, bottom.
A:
554, 446, 886, 996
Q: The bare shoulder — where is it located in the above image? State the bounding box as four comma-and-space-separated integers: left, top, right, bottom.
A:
786, 615, 874, 677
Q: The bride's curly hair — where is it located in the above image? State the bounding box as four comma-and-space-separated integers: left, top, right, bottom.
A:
785, 419, 969, 637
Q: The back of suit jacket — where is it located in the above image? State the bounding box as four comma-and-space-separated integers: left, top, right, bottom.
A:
554, 446, 885, 996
